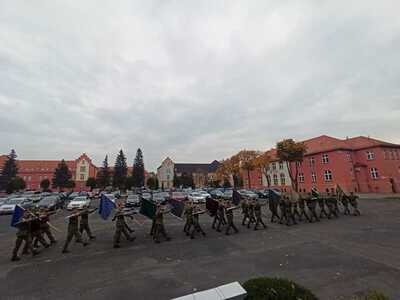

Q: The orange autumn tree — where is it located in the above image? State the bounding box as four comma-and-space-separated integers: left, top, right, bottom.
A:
276, 139, 307, 192
253, 151, 272, 187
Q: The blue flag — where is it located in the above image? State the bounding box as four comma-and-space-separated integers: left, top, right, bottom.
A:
99, 194, 116, 220
11, 205, 25, 227
168, 198, 184, 218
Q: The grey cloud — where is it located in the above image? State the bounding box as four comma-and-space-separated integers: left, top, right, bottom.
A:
1, 0, 400, 170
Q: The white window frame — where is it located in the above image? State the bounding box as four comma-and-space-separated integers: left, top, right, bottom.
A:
324, 170, 332, 182
322, 154, 329, 164
370, 167, 379, 179
366, 151, 374, 160
309, 157, 315, 167
273, 174, 278, 185
298, 173, 304, 183
279, 162, 284, 170
280, 173, 286, 185
311, 172, 317, 183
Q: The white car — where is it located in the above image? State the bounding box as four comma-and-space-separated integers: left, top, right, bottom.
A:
67, 196, 91, 210
0, 197, 30, 215
188, 192, 207, 204
197, 191, 211, 198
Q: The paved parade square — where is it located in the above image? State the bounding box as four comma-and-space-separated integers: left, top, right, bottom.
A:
0, 197, 399, 300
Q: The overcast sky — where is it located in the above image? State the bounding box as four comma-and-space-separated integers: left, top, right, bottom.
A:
1, 1, 400, 171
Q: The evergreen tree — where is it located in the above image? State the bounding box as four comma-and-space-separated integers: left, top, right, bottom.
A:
0, 149, 18, 191
113, 150, 128, 189
7, 177, 26, 194
132, 148, 145, 188
125, 176, 135, 190
96, 155, 111, 189
40, 178, 51, 191
52, 159, 73, 191
146, 176, 159, 190
86, 177, 97, 191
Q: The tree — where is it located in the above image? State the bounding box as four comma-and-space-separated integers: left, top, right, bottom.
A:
276, 139, 307, 192
146, 176, 159, 190
222, 178, 231, 188
86, 177, 97, 191
132, 148, 145, 188
96, 155, 111, 189
65, 180, 75, 190
233, 150, 259, 189
113, 150, 128, 189
253, 151, 272, 187
40, 178, 51, 191
125, 176, 135, 190
52, 159, 73, 191
0, 149, 18, 191
7, 177, 26, 194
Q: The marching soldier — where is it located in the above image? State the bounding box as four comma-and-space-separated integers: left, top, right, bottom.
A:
285, 195, 297, 226
341, 194, 351, 215
241, 199, 250, 226
153, 204, 171, 243
278, 196, 287, 224
298, 193, 311, 222
246, 199, 256, 228
30, 210, 50, 250
292, 201, 301, 222
348, 192, 361, 216
225, 202, 239, 235
183, 201, 194, 236
113, 203, 136, 248
254, 200, 267, 230
11, 211, 39, 261
79, 206, 97, 240
268, 193, 280, 223
34, 208, 56, 247
325, 192, 338, 219
305, 193, 320, 222
216, 200, 227, 232
62, 208, 89, 253
190, 205, 206, 239
318, 195, 329, 219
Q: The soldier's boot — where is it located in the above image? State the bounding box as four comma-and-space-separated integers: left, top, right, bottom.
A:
129, 236, 136, 242
62, 248, 70, 253
11, 255, 20, 261
113, 244, 121, 248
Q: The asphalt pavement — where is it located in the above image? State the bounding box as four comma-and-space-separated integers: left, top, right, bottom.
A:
0, 198, 399, 300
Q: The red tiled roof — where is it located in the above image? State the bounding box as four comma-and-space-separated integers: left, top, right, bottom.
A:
302, 135, 352, 155
343, 136, 400, 150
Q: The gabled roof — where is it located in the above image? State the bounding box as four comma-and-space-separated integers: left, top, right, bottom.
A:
174, 160, 220, 174
343, 136, 400, 150
302, 135, 352, 155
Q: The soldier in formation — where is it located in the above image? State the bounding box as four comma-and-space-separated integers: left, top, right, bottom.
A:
183, 200, 194, 236
241, 199, 250, 226
79, 206, 97, 240
62, 208, 89, 254
190, 205, 206, 239
225, 202, 239, 235
348, 192, 361, 216
113, 203, 136, 248
253, 200, 267, 230
153, 204, 171, 243
11, 211, 39, 261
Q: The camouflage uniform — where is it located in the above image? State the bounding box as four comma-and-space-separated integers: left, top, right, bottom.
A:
183, 205, 194, 235
113, 208, 135, 248
216, 202, 227, 232
298, 194, 311, 222
246, 202, 256, 228
241, 200, 250, 226
268, 196, 280, 223
190, 207, 206, 239
62, 213, 88, 253
80, 208, 97, 240
153, 207, 171, 243
225, 205, 239, 235
254, 201, 267, 230
305, 194, 319, 222
318, 197, 328, 219
341, 195, 351, 215
11, 216, 38, 261
30, 215, 49, 249
348, 193, 361, 216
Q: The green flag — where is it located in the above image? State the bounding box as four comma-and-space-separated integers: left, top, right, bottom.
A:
140, 198, 156, 220
311, 188, 320, 198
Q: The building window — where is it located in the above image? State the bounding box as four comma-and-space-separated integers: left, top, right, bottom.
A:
370, 168, 379, 179
346, 153, 352, 161
396, 150, 400, 160
298, 173, 304, 183
311, 172, 317, 183
272, 162, 276, 171
384, 150, 389, 160
80, 166, 86, 172
273, 174, 278, 185
324, 170, 332, 182
80, 174, 85, 181
28, 176, 31, 181
322, 154, 329, 164
279, 162, 284, 170
366, 151, 374, 160
309, 157, 315, 167
280, 173, 286, 185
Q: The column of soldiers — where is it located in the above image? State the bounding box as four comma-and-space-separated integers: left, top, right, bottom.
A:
11, 190, 361, 261
270, 191, 361, 226
11, 208, 58, 261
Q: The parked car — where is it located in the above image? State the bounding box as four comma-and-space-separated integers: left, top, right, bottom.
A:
210, 189, 224, 198
37, 196, 62, 211
197, 190, 211, 198
141, 192, 152, 201
68, 192, 80, 200
0, 197, 8, 206
239, 190, 258, 200
0, 197, 32, 215
125, 194, 141, 208
153, 192, 169, 204
188, 192, 207, 204
67, 196, 91, 210
170, 192, 187, 201
222, 190, 233, 200
29, 194, 42, 203
253, 189, 268, 199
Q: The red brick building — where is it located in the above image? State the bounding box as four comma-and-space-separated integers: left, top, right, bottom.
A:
243, 135, 400, 194
0, 153, 97, 191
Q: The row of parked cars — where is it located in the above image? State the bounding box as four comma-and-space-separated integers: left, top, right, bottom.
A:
0, 191, 95, 215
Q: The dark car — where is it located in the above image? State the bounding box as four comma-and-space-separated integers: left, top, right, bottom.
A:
125, 194, 141, 208
37, 196, 62, 211
153, 193, 168, 205
170, 192, 187, 201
